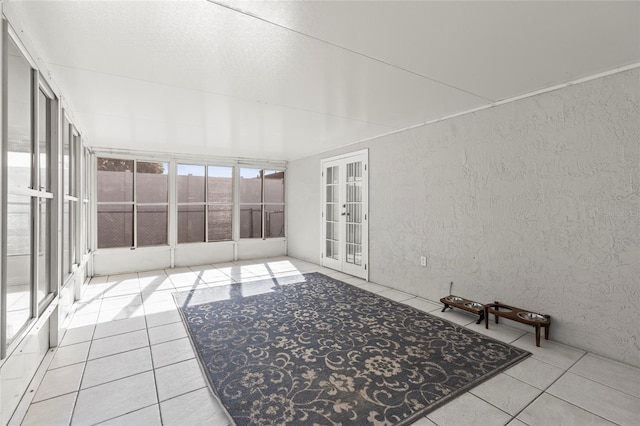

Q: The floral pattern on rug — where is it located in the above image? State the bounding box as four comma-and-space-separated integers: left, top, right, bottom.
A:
174, 273, 529, 425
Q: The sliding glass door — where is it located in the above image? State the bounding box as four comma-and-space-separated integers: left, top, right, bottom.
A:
3, 30, 56, 352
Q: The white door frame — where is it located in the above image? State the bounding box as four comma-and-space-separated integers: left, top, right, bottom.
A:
320, 149, 369, 280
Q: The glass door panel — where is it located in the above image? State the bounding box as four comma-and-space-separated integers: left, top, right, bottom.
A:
5, 36, 34, 344
345, 161, 363, 266
325, 165, 340, 262
6, 195, 32, 344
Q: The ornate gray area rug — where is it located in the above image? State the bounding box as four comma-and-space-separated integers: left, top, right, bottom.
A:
174, 272, 529, 425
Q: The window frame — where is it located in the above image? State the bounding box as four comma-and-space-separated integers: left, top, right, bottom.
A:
176, 163, 234, 244
239, 167, 285, 240
62, 114, 80, 282
1, 24, 59, 357
96, 157, 170, 249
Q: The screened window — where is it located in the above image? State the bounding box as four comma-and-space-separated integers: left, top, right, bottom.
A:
137, 161, 169, 246
207, 166, 233, 241
97, 158, 133, 248
96, 158, 168, 248
239, 168, 285, 239
177, 164, 233, 243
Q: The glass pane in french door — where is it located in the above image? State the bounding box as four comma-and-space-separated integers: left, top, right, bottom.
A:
325, 165, 339, 260
345, 161, 363, 265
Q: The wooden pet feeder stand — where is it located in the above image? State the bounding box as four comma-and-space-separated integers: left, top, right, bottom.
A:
485, 301, 551, 347
439, 295, 485, 324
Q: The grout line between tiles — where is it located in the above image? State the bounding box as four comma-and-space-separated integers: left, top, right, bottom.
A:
92, 402, 159, 426
67, 279, 103, 426
507, 352, 588, 423
469, 385, 534, 424
146, 269, 165, 425
157, 384, 208, 404
566, 359, 640, 400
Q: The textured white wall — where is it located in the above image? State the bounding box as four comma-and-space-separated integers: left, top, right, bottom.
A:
287, 68, 640, 367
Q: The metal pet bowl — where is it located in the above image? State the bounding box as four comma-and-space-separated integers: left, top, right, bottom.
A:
464, 302, 483, 309
446, 296, 464, 303
517, 312, 546, 321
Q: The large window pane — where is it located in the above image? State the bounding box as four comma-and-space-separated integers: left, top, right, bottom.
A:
264, 170, 284, 203
239, 168, 262, 203
63, 201, 70, 278
62, 118, 69, 193
240, 204, 262, 238
69, 199, 76, 273
37, 199, 50, 307
177, 164, 205, 203
208, 205, 232, 241
264, 204, 285, 238
6, 37, 33, 344
207, 166, 232, 203
7, 38, 32, 192
137, 161, 168, 203
38, 90, 49, 191
97, 158, 134, 202
97, 204, 133, 248
6, 195, 32, 344
178, 205, 205, 243
137, 205, 168, 246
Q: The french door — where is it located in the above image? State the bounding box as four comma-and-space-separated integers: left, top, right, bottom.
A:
321, 150, 368, 280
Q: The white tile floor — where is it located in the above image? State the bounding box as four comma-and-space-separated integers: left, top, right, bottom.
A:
11, 257, 640, 426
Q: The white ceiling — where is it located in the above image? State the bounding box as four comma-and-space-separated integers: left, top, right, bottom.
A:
6, 0, 640, 161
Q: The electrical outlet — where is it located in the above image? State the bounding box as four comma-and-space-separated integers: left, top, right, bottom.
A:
420, 256, 427, 267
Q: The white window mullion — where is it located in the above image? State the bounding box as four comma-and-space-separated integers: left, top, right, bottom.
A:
168, 161, 176, 267
204, 166, 209, 242
261, 170, 265, 240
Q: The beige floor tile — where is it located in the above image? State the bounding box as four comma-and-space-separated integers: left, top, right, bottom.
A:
428, 308, 477, 327
427, 393, 511, 425
503, 357, 565, 390
411, 417, 438, 426
146, 308, 182, 328
150, 337, 195, 368
21, 392, 77, 426
72, 371, 157, 425
378, 288, 415, 302
100, 293, 143, 310
470, 373, 542, 415
465, 321, 528, 344
511, 334, 585, 370
82, 347, 153, 389
518, 393, 616, 426
155, 358, 207, 401
569, 353, 640, 398
97, 304, 145, 322
33, 363, 85, 402
60, 324, 95, 347
99, 404, 162, 426
547, 372, 640, 425
93, 316, 147, 339
49, 341, 91, 369
88, 329, 149, 360
402, 297, 442, 313
160, 388, 230, 426
148, 321, 187, 345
